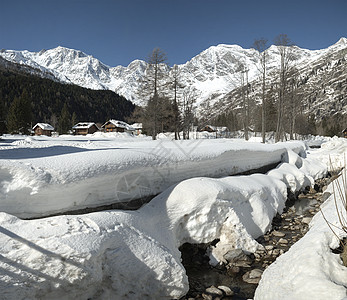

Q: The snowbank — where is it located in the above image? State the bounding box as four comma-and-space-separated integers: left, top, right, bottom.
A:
308, 136, 347, 170
0, 135, 305, 218
268, 148, 328, 193
255, 175, 347, 300
255, 138, 347, 300
0, 173, 288, 299
0, 135, 333, 299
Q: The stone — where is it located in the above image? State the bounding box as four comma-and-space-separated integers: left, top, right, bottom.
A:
217, 285, 234, 296
265, 245, 274, 250
272, 249, 280, 256
242, 269, 263, 284
235, 261, 252, 267
322, 191, 331, 200
205, 286, 223, 296
272, 230, 285, 237
202, 293, 213, 300
223, 249, 252, 267
278, 238, 288, 244
302, 217, 312, 224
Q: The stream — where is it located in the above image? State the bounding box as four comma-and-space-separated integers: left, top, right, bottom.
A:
179, 176, 333, 300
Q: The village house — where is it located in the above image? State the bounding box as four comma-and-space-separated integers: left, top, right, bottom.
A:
72, 122, 99, 135
32, 123, 54, 136
199, 125, 217, 133
131, 123, 143, 135
101, 120, 135, 134
199, 125, 230, 138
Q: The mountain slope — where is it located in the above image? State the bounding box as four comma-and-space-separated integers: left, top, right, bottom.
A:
0, 62, 135, 127
1, 39, 346, 121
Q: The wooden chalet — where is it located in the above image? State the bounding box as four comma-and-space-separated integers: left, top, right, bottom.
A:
32, 123, 54, 136
199, 125, 230, 138
72, 122, 99, 135
131, 123, 143, 135
101, 120, 135, 133
199, 125, 217, 133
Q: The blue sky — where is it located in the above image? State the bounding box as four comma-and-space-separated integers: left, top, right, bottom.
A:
1, 0, 346, 67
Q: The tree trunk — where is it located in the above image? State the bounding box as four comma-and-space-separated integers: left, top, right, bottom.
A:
261, 66, 266, 143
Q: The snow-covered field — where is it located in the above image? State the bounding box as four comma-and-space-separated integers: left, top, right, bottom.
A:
0, 133, 305, 218
0, 133, 345, 299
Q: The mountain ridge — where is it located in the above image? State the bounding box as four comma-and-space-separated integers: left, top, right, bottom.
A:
1, 38, 346, 121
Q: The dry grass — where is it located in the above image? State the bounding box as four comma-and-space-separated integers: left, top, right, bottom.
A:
342, 241, 347, 266
320, 156, 347, 267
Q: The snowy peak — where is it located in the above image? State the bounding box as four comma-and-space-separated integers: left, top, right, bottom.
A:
0, 46, 115, 90
0, 38, 346, 112
335, 37, 347, 46
32, 46, 113, 89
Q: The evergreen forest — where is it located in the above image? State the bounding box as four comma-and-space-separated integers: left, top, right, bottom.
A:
0, 67, 135, 134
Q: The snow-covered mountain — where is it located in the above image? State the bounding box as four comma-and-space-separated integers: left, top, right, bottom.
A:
1, 38, 346, 118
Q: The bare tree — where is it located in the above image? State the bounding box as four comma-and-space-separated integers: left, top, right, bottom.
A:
287, 68, 302, 139
253, 38, 268, 143
169, 64, 184, 140
181, 88, 197, 139
274, 34, 295, 142
139, 48, 168, 139
236, 62, 250, 140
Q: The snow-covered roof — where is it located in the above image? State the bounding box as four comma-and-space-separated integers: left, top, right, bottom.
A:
102, 119, 135, 131
33, 123, 54, 131
131, 123, 143, 129
72, 122, 97, 129
202, 125, 229, 132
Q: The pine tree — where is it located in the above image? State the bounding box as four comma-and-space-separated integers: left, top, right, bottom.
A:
58, 103, 71, 134
20, 89, 33, 134
7, 97, 21, 133
6, 90, 32, 134
71, 112, 77, 127
0, 95, 6, 134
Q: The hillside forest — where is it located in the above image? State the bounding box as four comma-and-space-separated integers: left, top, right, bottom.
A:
0, 67, 135, 134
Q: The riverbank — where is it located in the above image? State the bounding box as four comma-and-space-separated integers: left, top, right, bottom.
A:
179, 176, 333, 300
